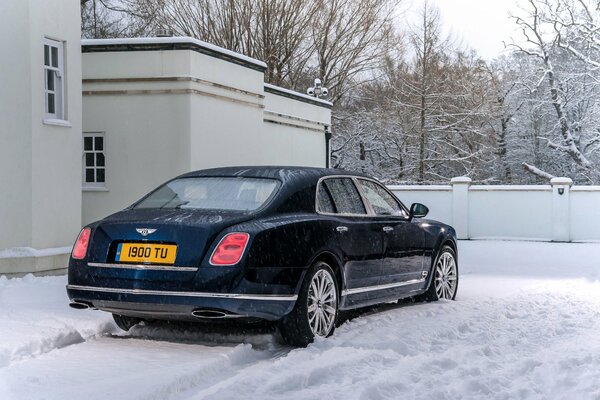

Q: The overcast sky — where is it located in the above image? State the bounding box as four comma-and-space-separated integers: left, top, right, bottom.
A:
404, 0, 524, 60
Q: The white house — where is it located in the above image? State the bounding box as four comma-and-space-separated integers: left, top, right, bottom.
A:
0, 22, 332, 275
0, 0, 82, 274
80, 37, 332, 225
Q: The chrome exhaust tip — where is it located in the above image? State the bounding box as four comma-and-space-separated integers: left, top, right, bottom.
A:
69, 301, 92, 310
191, 309, 237, 319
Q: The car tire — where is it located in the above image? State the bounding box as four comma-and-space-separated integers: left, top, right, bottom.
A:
112, 313, 141, 331
418, 245, 459, 302
279, 261, 339, 347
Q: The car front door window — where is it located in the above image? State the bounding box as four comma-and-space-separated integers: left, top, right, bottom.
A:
358, 180, 407, 217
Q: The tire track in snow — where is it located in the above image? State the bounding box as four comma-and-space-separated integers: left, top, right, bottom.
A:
0, 319, 115, 369
114, 322, 293, 400
173, 278, 600, 400
0, 327, 290, 400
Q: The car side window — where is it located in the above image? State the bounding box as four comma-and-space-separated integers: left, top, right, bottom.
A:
323, 178, 367, 215
358, 179, 407, 217
317, 183, 336, 213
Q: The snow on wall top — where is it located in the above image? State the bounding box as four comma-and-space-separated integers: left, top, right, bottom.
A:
81, 37, 267, 70
0, 246, 71, 259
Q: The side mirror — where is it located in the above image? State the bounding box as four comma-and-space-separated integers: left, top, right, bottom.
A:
410, 203, 429, 219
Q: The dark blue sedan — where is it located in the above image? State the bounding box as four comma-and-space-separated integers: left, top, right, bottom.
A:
67, 166, 458, 346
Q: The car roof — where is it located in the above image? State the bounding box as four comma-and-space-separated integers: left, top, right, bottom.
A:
177, 166, 369, 183
175, 166, 374, 214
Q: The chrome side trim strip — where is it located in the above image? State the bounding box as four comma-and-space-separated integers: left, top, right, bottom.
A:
88, 262, 198, 272
66, 284, 298, 301
341, 278, 426, 297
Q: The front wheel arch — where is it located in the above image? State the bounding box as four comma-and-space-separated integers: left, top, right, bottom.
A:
419, 244, 459, 302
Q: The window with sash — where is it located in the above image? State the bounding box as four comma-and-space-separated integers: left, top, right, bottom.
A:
83, 134, 106, 188
44, 38, 64, 120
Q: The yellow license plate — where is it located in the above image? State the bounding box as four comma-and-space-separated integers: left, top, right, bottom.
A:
116, 243, 177, 264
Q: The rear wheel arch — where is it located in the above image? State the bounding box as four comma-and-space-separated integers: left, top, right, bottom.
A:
310, 251, 344, 294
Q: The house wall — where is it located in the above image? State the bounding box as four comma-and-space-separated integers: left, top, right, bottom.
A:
0, 0, 82, 274
81, 38, 331, 225
29, 0, 82, 252
82, 93, 191, 224
262, 85, 329, 167
0, 0, 33, 250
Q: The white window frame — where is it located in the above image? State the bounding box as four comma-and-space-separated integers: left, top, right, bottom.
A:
43, 37, 66, 122
82, 132, 107, 191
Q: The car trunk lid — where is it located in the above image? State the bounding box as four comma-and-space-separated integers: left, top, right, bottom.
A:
87, 208, 253, 282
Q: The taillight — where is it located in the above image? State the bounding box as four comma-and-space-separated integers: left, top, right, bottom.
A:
210, 232, 250, 266
72, 227, 91, 260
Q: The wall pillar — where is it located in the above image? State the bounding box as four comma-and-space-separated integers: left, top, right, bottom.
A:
450, 177, 471, 239
550, 177, 572, 242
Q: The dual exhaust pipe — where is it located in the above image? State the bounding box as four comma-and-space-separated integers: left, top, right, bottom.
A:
69, 302, 239, 319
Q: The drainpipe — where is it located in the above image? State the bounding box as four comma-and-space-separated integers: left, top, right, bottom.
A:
325, 126, 332, 168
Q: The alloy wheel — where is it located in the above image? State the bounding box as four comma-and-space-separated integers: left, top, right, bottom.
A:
307, 269, 337, 337
434, 251, 458, 299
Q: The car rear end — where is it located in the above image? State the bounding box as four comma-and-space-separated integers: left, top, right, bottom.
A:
66, 175, 298, 322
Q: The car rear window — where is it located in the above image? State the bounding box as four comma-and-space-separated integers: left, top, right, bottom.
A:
134, 177, 280, 212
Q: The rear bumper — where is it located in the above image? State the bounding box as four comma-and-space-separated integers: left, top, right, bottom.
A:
67, 284, 297, 321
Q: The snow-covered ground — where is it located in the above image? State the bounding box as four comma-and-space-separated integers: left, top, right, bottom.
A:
1, 240, 600, 399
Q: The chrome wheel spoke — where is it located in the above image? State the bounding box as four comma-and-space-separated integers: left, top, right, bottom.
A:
322, 304, 336, 315
310, 281, 318, 298
319, 312, 328, 335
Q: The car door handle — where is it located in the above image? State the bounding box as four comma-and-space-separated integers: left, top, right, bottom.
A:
383, 226, 394, 233
336, 226, 348, 233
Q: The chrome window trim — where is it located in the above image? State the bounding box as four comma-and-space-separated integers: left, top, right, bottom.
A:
315, 175, 410, 219
341, 278, 426, 296
88, 262, 198, 272
314, 175, 370, 217
66, 284, 298, 301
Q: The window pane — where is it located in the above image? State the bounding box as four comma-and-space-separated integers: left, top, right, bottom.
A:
317, 183, 336, 213
44, 45, 50, 66
96, 168, 105, 183
359, 180, 406, 217
134, 177, 280, 211
46, 70, 54, 91
324, 178, 366, 215
85, 169, 95, 183
84, 137, 93, 151
96, 153, 105, 167
85, 153, 95, 167
94, 137, 103, 151
47, 93, 55, 114
51, 46, 58, 67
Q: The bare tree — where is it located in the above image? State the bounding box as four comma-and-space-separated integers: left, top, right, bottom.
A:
309, 0, 396, 101
510, 0, 598, 181
81, 0, 161, 38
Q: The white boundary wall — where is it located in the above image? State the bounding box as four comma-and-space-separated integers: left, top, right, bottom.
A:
390, 177, 600, 242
